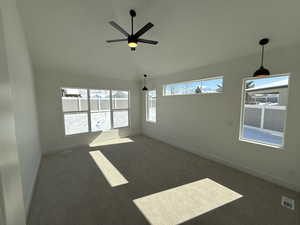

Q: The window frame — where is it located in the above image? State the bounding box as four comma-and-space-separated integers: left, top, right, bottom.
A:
146, 89, 157, 123
238, 73, 290, 149
89, 88, 112, 132
61, 88, 89, 136
61, 87, 130, 136
111, 89, 130, 129
162, 76, 224, 96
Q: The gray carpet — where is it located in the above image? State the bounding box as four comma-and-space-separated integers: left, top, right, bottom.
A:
28, 136, 299, 225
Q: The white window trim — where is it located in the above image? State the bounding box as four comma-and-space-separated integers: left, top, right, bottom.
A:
162, 75, 224, 96
61, 87, 130, 136
146, 90, 156, 123
238, 73, 290, 149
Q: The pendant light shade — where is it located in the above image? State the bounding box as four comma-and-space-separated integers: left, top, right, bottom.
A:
253, 38, 270, 77
253, 66, 270, 77
142, 74, 148, 91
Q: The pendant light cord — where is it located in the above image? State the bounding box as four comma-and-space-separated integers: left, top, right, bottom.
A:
261, 45, 264, 67
253, 38, 270, 77
131, 16, 133, 35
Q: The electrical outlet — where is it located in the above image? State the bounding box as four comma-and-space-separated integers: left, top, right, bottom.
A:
281, 196, 295, 210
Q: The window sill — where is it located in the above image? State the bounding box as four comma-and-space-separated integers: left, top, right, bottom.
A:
65, 126, 130, 136
112, 126, 130, 129
162, 92, 223, 97
146, 120, 156, 124
239, 137, 284, 150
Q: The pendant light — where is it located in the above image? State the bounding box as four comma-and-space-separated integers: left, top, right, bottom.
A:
253, 38, 270, 77
142, 74, 148, 91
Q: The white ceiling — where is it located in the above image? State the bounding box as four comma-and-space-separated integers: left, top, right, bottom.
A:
17, 0, 300, 80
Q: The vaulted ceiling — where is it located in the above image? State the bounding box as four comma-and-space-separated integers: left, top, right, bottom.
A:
17, 0, 300, 80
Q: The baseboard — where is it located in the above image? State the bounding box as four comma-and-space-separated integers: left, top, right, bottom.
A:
26, 153, 42, 220
0, 172, 5, 225
42, 132, 142, 155
43, 144, 89, 156
297, 194, 300, 224
142, 133, 300, 193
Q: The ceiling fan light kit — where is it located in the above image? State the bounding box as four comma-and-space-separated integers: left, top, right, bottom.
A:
253, 38, 270, 77
106, 9, 158, 51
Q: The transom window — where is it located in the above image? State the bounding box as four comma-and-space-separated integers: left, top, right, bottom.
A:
146, 90, 156, 122
163, 76, 223, 96
61, 88, 129, 135
239, 74, 289, 148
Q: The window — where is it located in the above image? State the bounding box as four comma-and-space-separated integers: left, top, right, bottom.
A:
239, 74, 289, 148
62, 88, 89, 135
61, 88, 129, 135
163, 76, 223, 96
112, 90, 129, 128
146, 90, 156, 122
90, 89, 111, 131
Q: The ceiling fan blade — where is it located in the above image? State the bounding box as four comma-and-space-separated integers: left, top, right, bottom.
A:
109, 21, 129, 37
138, 38, 158, 45
106, 38, 128, 43
134, 22, 154, 38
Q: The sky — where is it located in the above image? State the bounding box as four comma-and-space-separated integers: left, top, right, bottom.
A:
246, 75, 289, 87
65, 75, 289, 97
166, 77, 223, 94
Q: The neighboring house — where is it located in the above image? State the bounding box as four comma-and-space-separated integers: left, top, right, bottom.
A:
61, 88, 83, 97
245, 79, 288, 106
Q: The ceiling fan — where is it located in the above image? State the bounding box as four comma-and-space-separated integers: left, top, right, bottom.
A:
106, 9, 158, 51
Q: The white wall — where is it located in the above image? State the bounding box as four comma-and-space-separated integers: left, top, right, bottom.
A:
0, 2, 26, 225
1, 0, 41, 221
142, 43, 300, 192
35, 70, 141, 154
1, 0, 41, 214
0, 178, 5, 224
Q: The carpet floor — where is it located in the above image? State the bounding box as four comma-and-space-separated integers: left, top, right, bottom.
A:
28, 135, 299, 225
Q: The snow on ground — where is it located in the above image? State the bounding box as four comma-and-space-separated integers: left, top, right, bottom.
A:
242, 127, 283, 146
64, 113, 89, 135
64, 111, 128, 135
64, 113, 282, 147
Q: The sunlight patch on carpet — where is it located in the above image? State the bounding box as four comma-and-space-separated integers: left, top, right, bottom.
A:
134, 178, 242, 225
89, 150, 128, 187
89, 137, 134, 147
